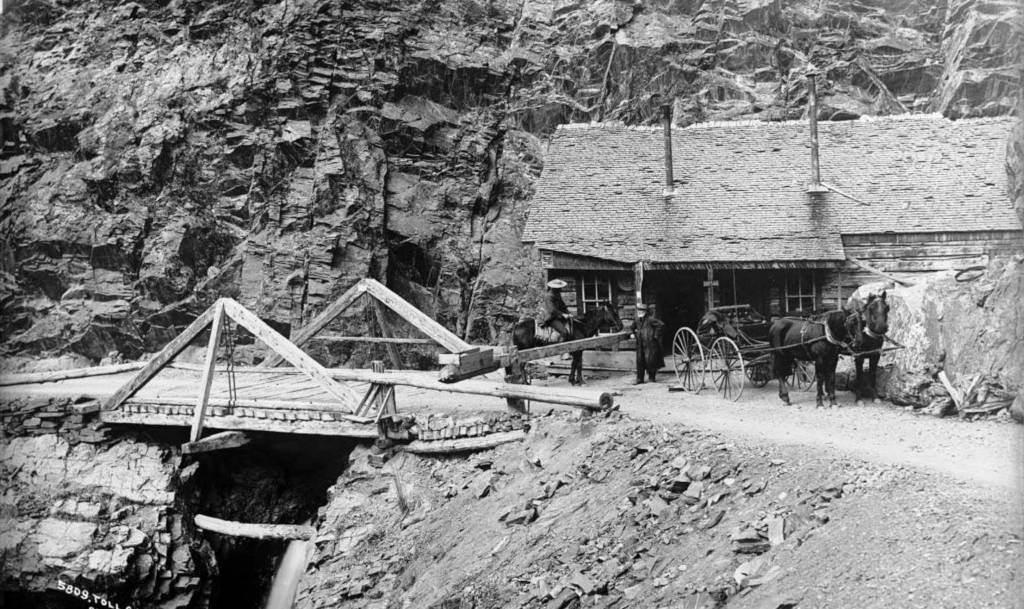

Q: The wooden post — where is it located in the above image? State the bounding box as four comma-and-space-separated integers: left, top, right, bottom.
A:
222, 299, 359, 408
104, 304, 218, 410
372, 300, 403, 369
190, 301, 226, 442
634, 262, 644, 304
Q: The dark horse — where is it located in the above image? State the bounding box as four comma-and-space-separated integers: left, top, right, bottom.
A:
850, 291, 890, 404
769, 310, 863, 408
510, 301, 623, 385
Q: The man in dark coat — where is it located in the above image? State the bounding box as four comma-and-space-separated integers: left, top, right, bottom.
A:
542, 279, 571, 341
633, 303, 665, 384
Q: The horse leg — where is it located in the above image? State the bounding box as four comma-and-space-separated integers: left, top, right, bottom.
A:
774, 353, 791, 405
868, 354, 880, 403
826, 354, 839, 408
854, 356, 865, 406
814, 358, 825, 408
572, 351, 584, 385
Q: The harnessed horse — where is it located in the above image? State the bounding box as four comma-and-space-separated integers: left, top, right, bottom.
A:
849, 291, 890, 404
510, 301, 623, 386
769, 310, 863, 408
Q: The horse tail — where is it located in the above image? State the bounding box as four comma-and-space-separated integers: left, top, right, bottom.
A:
769, 318, 792, 378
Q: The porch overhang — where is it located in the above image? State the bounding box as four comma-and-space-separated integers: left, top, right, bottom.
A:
540, 248, 845, 271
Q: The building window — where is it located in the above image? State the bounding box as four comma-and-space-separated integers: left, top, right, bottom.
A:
580, 275, 613, 313
785, 273, 815, 313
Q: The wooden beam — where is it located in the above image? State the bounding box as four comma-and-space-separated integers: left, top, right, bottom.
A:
182, 431, 253, 455
104, 305, 218, 410
309, 335, 436, 345
194, 514, 314, 540
190, 302, 226, 442
845, 256, 915, 287
361, 279, 471, 353
0, 362, 145, 387
403, 430, 526, 454
372, 299, 403, 369
126, 397, 373, 422
222, 299, 359, 409
260, 281, 366, 367
503, 332, 630, 365
100, 409, 378, 438
324, 368, 613, 410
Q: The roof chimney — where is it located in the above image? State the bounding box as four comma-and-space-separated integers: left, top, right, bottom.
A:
661, 103, 675, 196
805, 70, 828, 194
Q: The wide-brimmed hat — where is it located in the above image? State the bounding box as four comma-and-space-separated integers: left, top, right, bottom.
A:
546, 279, 567, 289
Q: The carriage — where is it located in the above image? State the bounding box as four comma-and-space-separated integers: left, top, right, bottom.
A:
670, 304, 814, 401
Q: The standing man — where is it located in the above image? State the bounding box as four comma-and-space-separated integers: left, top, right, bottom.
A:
542, 279, 572, 341
633, 303, 665, 384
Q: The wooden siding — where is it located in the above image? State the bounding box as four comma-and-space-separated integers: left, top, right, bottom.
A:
839, 231, 1023, 282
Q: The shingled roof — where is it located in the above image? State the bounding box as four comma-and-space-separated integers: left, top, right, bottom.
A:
522, 115, 1020, 265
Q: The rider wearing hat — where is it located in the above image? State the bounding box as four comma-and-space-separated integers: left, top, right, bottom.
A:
542, 279, 571, 341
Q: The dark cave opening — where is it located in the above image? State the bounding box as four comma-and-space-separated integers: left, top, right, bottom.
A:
183, 433, 360, 609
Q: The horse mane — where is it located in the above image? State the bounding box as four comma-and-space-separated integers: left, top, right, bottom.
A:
824, 310, 849, 339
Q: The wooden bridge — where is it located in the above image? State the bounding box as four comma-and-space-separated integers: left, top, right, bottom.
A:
1, 279, 628, 451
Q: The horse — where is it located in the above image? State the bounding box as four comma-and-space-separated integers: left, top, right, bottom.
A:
510, 301, 623, 386
769, 310, 863, 408
849, 291, 890, 405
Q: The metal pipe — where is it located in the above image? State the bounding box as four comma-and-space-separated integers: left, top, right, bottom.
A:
807, 72, 822, 190
661, 103, 674, 195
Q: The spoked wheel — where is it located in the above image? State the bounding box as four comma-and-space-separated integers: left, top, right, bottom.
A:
672, 327, 706, 392
709, 337, 745, 401
788, 360, 815, 391
746, 356, 772, 388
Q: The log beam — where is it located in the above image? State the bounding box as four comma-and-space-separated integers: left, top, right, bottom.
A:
403, 430, 526, 454
194, 514, 314, 540
0, 363, 145, 387
190, 301, 226, 442
182, 431, 253, 455
502, 332, 630, 366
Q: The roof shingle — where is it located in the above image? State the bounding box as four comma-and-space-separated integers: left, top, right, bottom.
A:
522, 115, 1020, 264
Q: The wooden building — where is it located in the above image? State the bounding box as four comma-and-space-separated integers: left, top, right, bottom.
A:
522, 114, 1023, 342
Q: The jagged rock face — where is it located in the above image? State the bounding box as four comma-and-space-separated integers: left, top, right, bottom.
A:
0, 0, 1018, 362
0, 435, 204, 608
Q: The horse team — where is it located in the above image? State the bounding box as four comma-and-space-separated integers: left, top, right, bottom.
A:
513, 286, 891, 408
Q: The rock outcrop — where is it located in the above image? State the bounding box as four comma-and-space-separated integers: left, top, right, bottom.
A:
0, 0, 1019, 365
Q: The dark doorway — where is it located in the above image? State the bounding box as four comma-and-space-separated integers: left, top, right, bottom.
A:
644, 270, 704, 351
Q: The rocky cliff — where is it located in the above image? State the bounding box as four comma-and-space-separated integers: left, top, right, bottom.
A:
0, 0, 1019, 364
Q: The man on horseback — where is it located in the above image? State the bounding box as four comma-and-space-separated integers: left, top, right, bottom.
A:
541, 279, 572, 342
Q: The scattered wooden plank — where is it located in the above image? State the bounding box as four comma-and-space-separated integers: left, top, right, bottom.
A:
223, 299, 359, 409
845, 256, 915, 287
403, 430, 526, 454
190, 302, 226, 442
260, 281, 366, 367
182, 431, 253, 455
937, 371, 963, 410
361, 279, 471, 353
104, 305, 217, 410
0, 362, 146, 387
194, 514, 314, 540
70, 401, 101, 415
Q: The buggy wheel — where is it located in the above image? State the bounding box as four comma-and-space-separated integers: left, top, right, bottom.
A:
710, 337, 745, 401
672, 327, 706, 392
789, 360, 815, 391
746, 357, 771, 388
